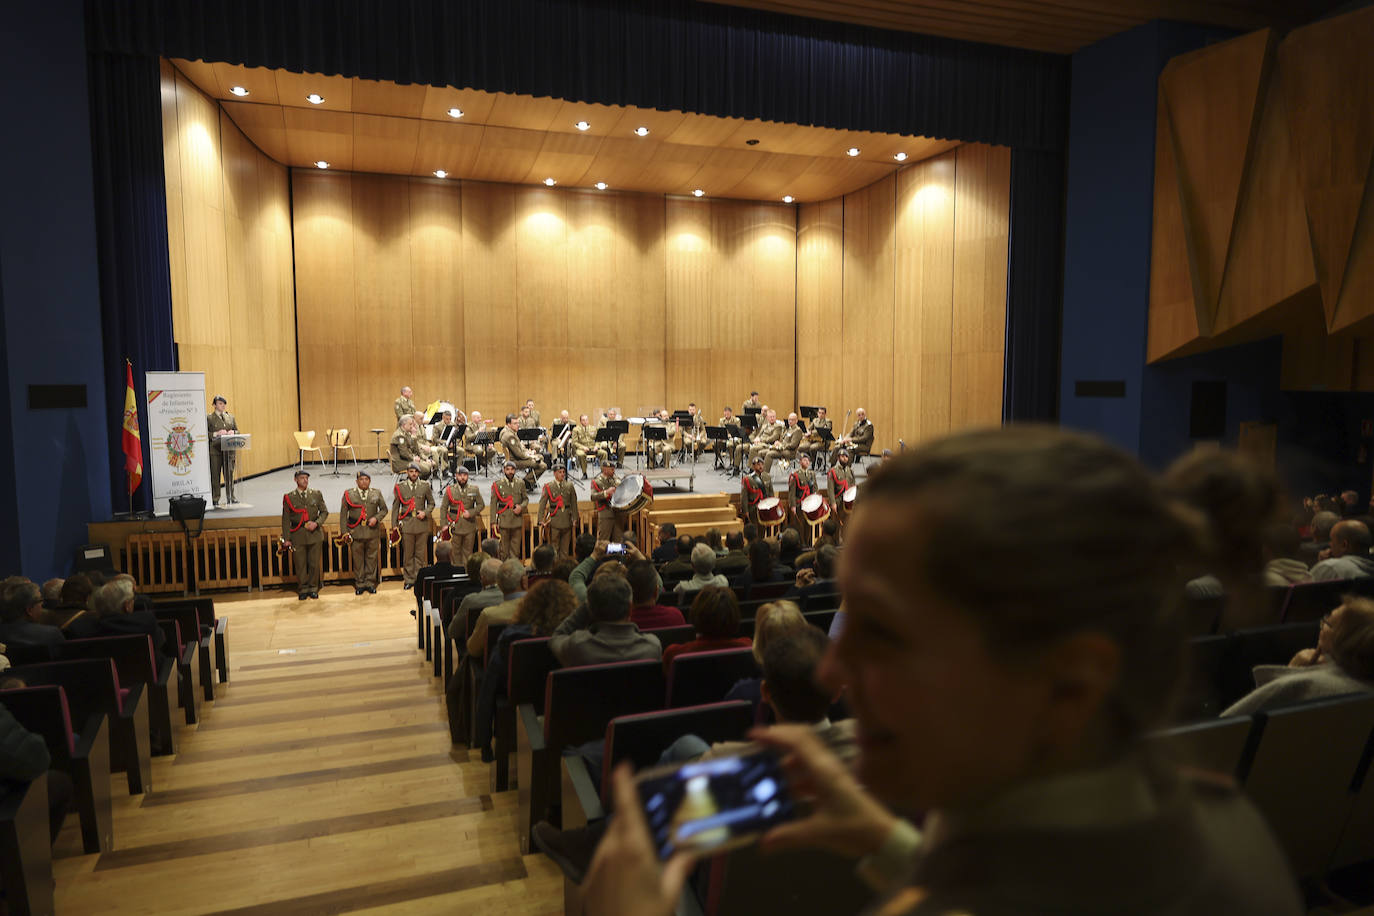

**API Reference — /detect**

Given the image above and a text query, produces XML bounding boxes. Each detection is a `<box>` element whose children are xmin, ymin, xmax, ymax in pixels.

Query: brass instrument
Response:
<box><xmin>837</xmin><ymin>408</ymin><xmax>853</xmax><ymax>450</ymax></box>
<box><xmin>277</xmin><ymin>536</ymin><xmax>294</xmax><ymax>556</ymax></box>
<box><xmin>332</xmin><ymin>531</ymin><xmax>353</xmax><ymax>547</ymax></box>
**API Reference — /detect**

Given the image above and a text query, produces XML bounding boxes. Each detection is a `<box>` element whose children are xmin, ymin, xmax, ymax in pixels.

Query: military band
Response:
<box><xmin>500</xmin><ymin>414</ymin><xmax>547</xmax><ymax>487</ymax></box>
<box><xmin>340</xmin><ymin>470</ymin><xmax>389</xmax><ymax>594</ymax></box>
<box><xmin>394</xmin><ymin>386</ymin><xmax>417</xmax><ymax>427</ymax></box>
<box><xmin>799</xmin><ymin>406</ymin><xmax>832</xmax><ymax>461</ymax></box>
<box><xmin>281</xmin><ymin>469</ymin><xmax>328</xmax><ymax>599</ymax></box>
<box><xmin>682</xmin><ymin>403</ymin><xmax>706</xmax><ymax>459</ymax></box>
<box><xmin>570</xmin><ymin>414</ymin><xmax>598</xmax><ymax>477</ymax></box>
<box><xmin>590</xmin><ymin>459</ymin><xmax>628</xmax><ymax>541</ymax></box>
<box><xmin>749</xmin><ymin>408</ymin><xmax>782</xmax><ymax>464</ymax></box>
<box><xmin>833</xmin><ymin>407</ymin><xmax>874</xmax><ymax>460</ymax></box>
<box><xmin>766</xmin><ymin>412</ymin><xmax>804</xmax><ymax>473</ymax></box>
<box><xmin>391</xmin><ymin>416</ymin><xmax>436</xmax><ymax>478</ymax></box>
<box><xmin>391</xmin><ymin>465</ymin><xmax>436</xmax><ymax>589</ymax></box>
<box><xmin>741</xmin><ymin>455</ymin><xmax>775</xmax><ymax>526</ymax></box>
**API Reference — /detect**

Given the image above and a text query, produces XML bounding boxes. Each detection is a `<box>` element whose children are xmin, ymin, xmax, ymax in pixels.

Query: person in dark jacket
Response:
<box><xmin>0</xmin><ymin>678</ymin><xmax>74</xmax><ymax>842</ymax></box>
<box><xmin>0</xmin><ymin>579</ymin><xmax>63</xmax><ymax>658</ymax></box>
<box><xmin>72</xmin><ymin>578</ymin><xmax>167</xmax><ymax>656</ymax></box>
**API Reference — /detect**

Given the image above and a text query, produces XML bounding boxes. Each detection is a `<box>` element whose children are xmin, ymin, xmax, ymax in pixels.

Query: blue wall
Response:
<box><xmin>1058</xmin><ymin>21</ymin><xmax>1237</xmax><ymax>461</ymax></box>
<box><xmin>1</xmin><ymin>0</ymin><xmax>112</xmax><ymax>579</ymax></box>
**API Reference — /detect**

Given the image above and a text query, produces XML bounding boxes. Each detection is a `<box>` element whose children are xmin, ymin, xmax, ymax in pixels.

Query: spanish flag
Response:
<box><xmin>122</xmin><ymin>359</ymin><xmax>143</xmax><ymax>494</ymax></box>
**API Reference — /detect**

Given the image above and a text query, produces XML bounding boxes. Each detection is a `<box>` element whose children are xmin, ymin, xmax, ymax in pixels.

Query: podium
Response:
<box><xmin>220</xmin><ymin>433</ymin><xmax>252</xmax><ymax>509</ymax></box>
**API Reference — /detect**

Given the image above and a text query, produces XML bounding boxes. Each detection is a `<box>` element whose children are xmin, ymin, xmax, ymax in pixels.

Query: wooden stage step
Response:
<box><xmin>646</xmin><ymin>507</ymin><xmax>738</xmax><ymax>525</ymax></box>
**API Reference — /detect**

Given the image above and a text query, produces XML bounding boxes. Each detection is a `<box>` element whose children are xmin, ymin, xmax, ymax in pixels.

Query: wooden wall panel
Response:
<box><xmin>162</xmin><ymin>67</ymin><xmax>300</xmax><ymax>478</ymax></box>
<box><xmin>290</xmin><ymin>145</ymin><xmax>1008</xmax><ymax>451</ymax></box>
<box><xmin>842</xmin><ymin>176</ymin><xmax>896</xmax><ymax>453</ymax></box>
<box><xmin>950</xmin><ymin>144</ymin><xmax>1010</xmax><ymax>431</ymax></box>
<box><xmin>894</xmin><ymin>152</ymin><xmax>957</xmax><ymax>444</ymax></box>
<box><xmin>795</xmin><ymin>198</ymin><xmax>844</xmax><ymax>419</ymax></box>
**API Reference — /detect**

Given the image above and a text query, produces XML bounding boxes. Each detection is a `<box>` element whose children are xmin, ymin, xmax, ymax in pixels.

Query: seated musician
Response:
<box><xmin>571</xmin><ymin>414</ymin><xmax>598</xmax><ymax>477</ymax></box>
<box><xmin>832</xmin><ymin>406</ymin><xmax>875</xmax><ymax>460</ymax></box>
<box><xmin>682</xmin><ymin>402</ymin><xmax>706</xmax><ymax>459</ymax></box>
<box><xmin>644</xmin><ymin>409</ymin><xmax>674</xmax><ymax>469</ymax></box>
<box><xmin>799</xmin><ymin>406</ymin><xmax>831</xmax><ymax>461</ymax></box>
<box><xmin>390</xmin><ymin>416</ymin><xmax>435</xmax><ymax>478</ymax></box>
<box><xmin>765</xmin><ymin>412</ymin><xmax>805</xmax><ymax>473</ymax></box>
<box><xmin>500</xmin><ymin>413</ymin><xmax>547</xmax><ymax>489</ymax></box>
<box><xmin>429</xmin><ymin>410</ymin><xmax>456</xmax><ymax>477</ymax></box>
<box><xmin>596</xmin><ymin>408</ymin><xmax>626</xmax><ymax>466</ymax></box>
<box><xmin>719</xmin><ymin>405</ymin><xmax>744</xmax><ymax>470</ymax></box>
<box><xmin>749</xmin><ymin>408</ymin><xmax>782</xmax><ymax>464</ymax></box>
<box><xmin>464</xmin><ymin>411</ymin><xmax>493</xmax><ymax>470</ymax></box>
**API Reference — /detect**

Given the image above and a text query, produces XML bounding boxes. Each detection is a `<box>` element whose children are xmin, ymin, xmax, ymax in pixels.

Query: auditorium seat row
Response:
<box><xmin>1187</xmin><ymin>576</ymin><xmax>1374</xmax><ymax>637</ymax></box>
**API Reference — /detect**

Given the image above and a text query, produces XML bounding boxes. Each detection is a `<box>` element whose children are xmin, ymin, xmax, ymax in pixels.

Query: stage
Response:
<box><xmin>87</xmin><ymin>451</ymin><xmax>869</xmax><ymax>595</ymax></box>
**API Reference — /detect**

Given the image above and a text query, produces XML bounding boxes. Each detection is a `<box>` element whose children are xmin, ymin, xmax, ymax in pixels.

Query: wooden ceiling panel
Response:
<box><xmin>607</xmin><ymin>107</ymin><xmax>688</xmax><ymax>141</ymax></box>
<box><xmin>210</xmin><ymin>62</ymin><xmax>280</xmax><ymax>105</ymax></box>
<box><xmin>486</xmin><ymin>94</ymin><xmax>566</xmax><ymax>131</ymax></box>
<box><xmin>282</xmin><ymin>107</ymin><xmax>354</xmax><ymax>170</ymax></box>
<box><xmin>351</xmin><ymin>79</ymin><xmax>425</xmax><ymax>119</ymax></box>
<box><xmin>419</xmin><ymin>86</ymin><xmax>498</xmax><ymax>124</ymax></box>
<box><xmin>521</xmin><ymin>132</ymin><xmax>604</xmax><ymax>187</ymax></box>
<box><xmin>552</xmin><ymin>100</ymin><xmax>623</xmax><ymax>137</ymax></box>
<box><xmin>413</xmin><ymin>120</ymin><xmax>485</xmax><ymax>177</ymax></box>
<box><xmin>219</xmin><ymin>101</ymin><xmax>290</xmax><ymax>161</ymax></box>
<box><xmin>581</xmin><ymin>137</ymin><xmax>662</xmax><ymax>191</ymax></box>
<box><xmin>467</xmin><ymin>125</ymin><xmax>544</xmax><ymax>184</ymax></box>
<box><xmin>353</xmin><ymin>113</ymin><xmax>420</xmax><ymax>174</ymax></box>
<box><xmin>274</xmin><ymin>71</ymin><xmax>352</xmax><ymax>112</ymax></box>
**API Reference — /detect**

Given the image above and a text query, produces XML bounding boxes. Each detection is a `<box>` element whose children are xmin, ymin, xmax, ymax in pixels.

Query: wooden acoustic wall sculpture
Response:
<box><xmin>1147</xmin><ymin>6</ymin><xmax>1374</xmax><ymax>390</ymax></box>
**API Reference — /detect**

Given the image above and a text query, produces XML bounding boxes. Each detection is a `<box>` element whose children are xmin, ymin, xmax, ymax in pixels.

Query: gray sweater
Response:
<box><xmin>1311</xmin><ymin>554</ymin><xmax>1374</xmax><ymax>582</ymax></box>
<box><xmin>1221</xmin><ymin>663</ymin><xmax>1374</xmax><ymax>717</ymax></box>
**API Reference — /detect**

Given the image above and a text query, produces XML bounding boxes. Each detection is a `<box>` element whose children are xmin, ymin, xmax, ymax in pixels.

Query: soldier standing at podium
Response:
<box><xmin>207</xmin><ymin>395</ymin><xmax>238</xmax><ymax>507</ymax></box>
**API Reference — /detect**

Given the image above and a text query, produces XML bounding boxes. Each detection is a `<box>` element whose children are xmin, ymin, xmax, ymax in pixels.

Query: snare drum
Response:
<box><xmin>611</xmin><ymin>474</ymin><xmax>652</xmax><ymax>515</ymax></box>
<box><xmin>756</xmin><ymin>497</ymin><xmax>785</xmax><ymax>524</ymax></box>
<box><xmin>800</xmin><ymin>492</ymin><xmax>830</xmax><ymax>523</ymax></box>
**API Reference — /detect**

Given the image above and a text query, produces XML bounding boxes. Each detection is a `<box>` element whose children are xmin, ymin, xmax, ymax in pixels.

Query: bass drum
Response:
<box><xmin>799</xmin><ymin>492</ymin><xmax>829</xmax><ymax>523</ymax></box>
<box><xmin>611</xmin><ymin>473</ymin><xmax>652</xmax><ymax>515</ymax></box>
<box><xmin>756</xmin><ymin>497</ymin><xmax>785</xmax><ymax>524</ymax></box>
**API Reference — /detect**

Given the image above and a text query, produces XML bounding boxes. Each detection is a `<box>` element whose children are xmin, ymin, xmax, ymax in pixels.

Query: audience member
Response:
<box><xmin>466</xmin><ymin>559</ymin><xmax>529</xmax><ymax>659</ymax></box>
<box><xmin>724</xmin><ymin>600</ymin><xmax>809</xmax><ymax>718</ymax></box>
<box><xmin>704</xmin><ymin>527</ymin><xmax>726</xmax><ymax>557</ymax></box>
<box><xmin>673</xmin><ymin>544</ymin><xmax>729</xmax><ymax>601</ymax></box>
<box><xmin>658</xmin><ymin>536</ymin><xmax>696</xmax><ymax>583</ymax></box>
<box><xmin>1224</xmin><ymin>597</ymin><xmax>1374</xmax><ymax>715</ymax></box>
<box><xmin>627</xmin><ymin>560</ymin><xmax>685</xmax><ymax>630</ymax></box>
<box><xmin>72</xmin><ymin>579</ymin><xmax>168</xmax><ymax>655</ymax></box>
<box><xmin>549</xmin><ymin>576</ymin><xmax>661</xmax><ymax>666</ymax></box>
<box><xmin>529</xmin><ymin>544</ymin><xmax>557</xmax><ymax>582</ymax></box>
<box><xmin>715</xmin><ymin>531</ymin><xmax>750</xmax><ymax>577</ymax></box>
<box><xmin>0</xmin><ymin>691</ymin><xmax>73</xmax><ymax>844</ymax></box>
<box><xmin>1302</xmin><ymin>510</ymin><xmax>1341</xmax><ymax>564</ymax></box>
<box><xmin>0</xmin><ymin>578</ymin><xmax>64</xmax><ymax>656</ymax></box>
<box><xmin>413</xmin><ymin>540</ymin><xmax>459</xmax><ymax>618</ymax></box>
<box><xmin>794</xmin><ymin>518</ymin><xmax>840</xmax><ymax>570</ymax></box>
<box><xmin>776</xmin><ymin>527</ymin><xmax>803</xmax><ymax>569</ymax></box>
<box><xmin>475</xmin><ymin>579</ymin><xmax>579</xmax><ymax>759</ymax></box>
<box><xmin>1342</xmin><ymin>489</ymin><xmax>1363</xmax><ymax>518</ymax></box>
<box><xmin>740</xmin><ymin>539</ymin><xmax>790</xmax><ymax>587</ymax></box>
<box><xmin>450</xmin><ymin>558</ymin><xmax>502</xmax><ymax>648</ymax></box>
<box><xmin>1311</xmin><ymin>520</ymin><xmax>1374</xmax><ymax>581</ymax></box>
<box><xmin>569</xmin><ymin>540</ymin><xmax>656</xmax><ymax>603</ymax></box>
<box><xmin>742</xmin><ymin>523</ymin><xmax>759</xmax><ymax>547</ymax></box>
<box><xmin>39</xmin><ymin>578</ymin><xmax>63</xmax><ymax>609</ymax></box>
<box><xmin>575</xmin><ymin>532</ymin><xmax>596</xmax><ymax>563</ymax></box>
<box><xmin>584</xmin><ymin>427</ymin><xmax>1300</xmax><ymax>915</ymax></box>
<box><xmin>480</xmin><ymin>537</ymin><xmax>501</xmax><ymax>560</ymax></box>
<box><xmin>661</xmin><ymin>586</ymin><xmax>751</xmax><ymax>672</ymax></box>
<box><xmin>651</xmin><ymin>524</ymin><xmax>678</xmax><ymax>564</ymax></box>
<box><xmin>1261</xmin><ymin>524</ymin><xmax>1311</xmax><ymax>587</ymax></box>
<box><xmin>785</xmin><ymin>545</ymin><xmax>839</xmax><ymax>602</ymax></box>
<box><xmin>464</xmin><ymin>551</ymin><xmax>484</xmax><ymax>580</ymax></box>
<box><xmin>551</xmin><ymin>557</ymin><xmax>577</xmax><ymax>582</ymax></box>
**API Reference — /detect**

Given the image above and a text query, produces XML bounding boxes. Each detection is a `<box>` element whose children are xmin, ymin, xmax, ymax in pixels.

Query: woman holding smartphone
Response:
<box><xmin>585</xmin><ymin>427</ymin><xmax>1301</xmax><ymax>915</ymax></box>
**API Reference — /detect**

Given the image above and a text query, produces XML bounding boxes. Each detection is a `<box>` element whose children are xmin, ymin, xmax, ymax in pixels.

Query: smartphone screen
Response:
<box><xmin>606</xmin><ymin>542</ymin><xmax>626</xmax><ymax>555</ymax></box>
<box><xmin>635</xmin><ymin>746</ymin><xmax>794</xmax><ymax>859</ymax></box>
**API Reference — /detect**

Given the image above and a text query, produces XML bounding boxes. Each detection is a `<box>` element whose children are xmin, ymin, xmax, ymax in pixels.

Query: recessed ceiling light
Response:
<box><xmin>846</xmin><ymin>147</ymin><xmax>860</xmax><ymax>157</ymax></box>
<box><xmin>893</xmin><ymin>152</ymin><xmax>908</xmax><ymax>162</ymax></box>
<box><xmin>783</xmin><ymin>195</ymin><xmax>794</xmax><ymax>204</ymax></box>
<box><xmin>314</xmin><ymin>160</ymin><xmax>330</xmax><ymax>169</ymax></box>
<box><xmin>447</xmin><ymin>107</ymin><xmax>464</xmax><ymax>119</ymax></box>
<box><xmin>692</xmin><ymin>189</ymin><xmax>704</xmax><ymax>197</ymax></box>
<box><xmin>306</xmin><ymin>93</ymin><xmax>325</xmax><ymax>105</ymax></box>
<box><xmin>595</xmin><ymin>182</ymin><xmax>608</xmax><ymax>191</ymax></box>
<box><xmin>229</xmin><ymin>86</ymin><xmax>250</xmax><ymax>97</ymax></box>
<box><xmin>544</xmin><ymin>177</ymin><xmax>557</xmax><ymax>187</ymax></box>
<box><xmin>574</xmin><ymin>120</ymin><xmax>591</xmax><ymax>131</ymax></box>
<box><xmin>433</xmin><ymin>169</ymin><xmax>448</xmax><ymax>179</ymax></box>
<box><xmin>634</xmin><ymin>126</ymin><xmax>650</xmax><ymax>137</ymax></box>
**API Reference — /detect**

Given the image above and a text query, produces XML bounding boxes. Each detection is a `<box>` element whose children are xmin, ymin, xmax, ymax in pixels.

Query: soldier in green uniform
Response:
<box><xmin>207</xmin><ymin>395</ymin><xmax>238</xmax><ymax>507</ymax></box>
<box><xmin>524</xmin><ymin>399</ymin><xmax>541</xmax><ymax>427</ymax></box>
<box><xmin>281</xmin><ymin>469</ymin><xmax>328</xmax><ymax>600</ymax></box>
<box><xmin>464</xmin><ymin>411</ymin><xmax>493</xmax><ymax>472</ymax></box>
<box><xmin>340</xmin><ymin>470</ymin><xmax>389</xmax><ymax>594</ymax></box>
<box><xmin>740</xmin><ymin>455</ymin><xmax>775</xmax><ymax>526</ymax></box>
<box><xmin>749</xmin><ymin>408</ymin><xmax>783</xmax><ymax>464</ymax></box>
<box><xmin>490</xmin><ymin>460</ymin><xmax>529</xmax><ymax>560</ymax></box>
<box><xmin>569</xmin><ymin>414</ymin><xmax>598</xmax><ymax>478</ymax></box>
<box><xmin>681</xmin><ymin>402</ymin><xmax>706</xmax><ymax>460</ymax></box>
<box><xmin>538</xmin><ymin>465</ymin><xmax>579</xmax><ymax>560</ymax></box>
<box><xmin>832</xmin><ymin>407</ymin><xmax>875</xmax><ymax>462</ymax></box>
<box><xmin>590</xmin><ymin>458</ymin><xmax>628</xmax><ymax>541</ymax></box>
<box><xmin>390</xmin><ymin>416</ymin><xmax>435</xmax><ymax>478</ymax></box>
<box><xmin>392</xmin><ymin>463</ymin><xmax>436</xmax><ymax>590</ymax></box>
<box><xmin>596</xmin><ymin>409</ymin><xmax>626</xmax><ymax>466</ymax></box>
<box><xmin>440</xmin><ymin>467</ymin><xmax>485</xmax><ymax>559</ymax></box>
<box><xmin>786</xmin><ymin>454</ymin><xmax>819</xmax><ymax>534</ymax></box>
<box><xmin>742</xmin><ymin>391</ymin><xmax>762</xmax><ymax>414</ymax></box>
<box><xmin>827</xmin><ymin>449</ymin><xmax>857</xmax><ymax>530</ymax></box>
<box><xmin>394</xmin><ymin>386</ymin><xmax>417</xmax><ymax>428</ymax></box>
<box><xmin>719</xmin><ymin>406</ymin><xmax>744</xmax><ymax>470</ymax></box>
<box><xmin>765</xmin><ymin>412</ymin><xmax>805</xmax><ymax>473</ymax></box>
<box><xmin>644</xmin><ymin>409</ymin><xmax>674</xmax><ymax>469</ymax></box>
<box><xmin>500</xmin><ymin>414</ymin><xmax>546</xmax><ymax>490</ymax></box>
<box><xmin>798</xmin><ymin>406</ymin><xmax>832</xmax><ymax>462</ymax></box>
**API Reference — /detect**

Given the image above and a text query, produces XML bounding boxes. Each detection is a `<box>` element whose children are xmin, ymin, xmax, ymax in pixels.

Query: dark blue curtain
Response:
<box><xmin>87</xmin><ymin>0</ymin><xmax>1068</xmax><ymax>152</ymax></box>
<box><xmin>1004</xmin><ymin>148</ymin><xmax>1068</xmax><ymax>422</ymax></box>
<box><xmin>87</xmin><ymin>50</ymin><xmax>177</xmax><ymax>513</ymax></box>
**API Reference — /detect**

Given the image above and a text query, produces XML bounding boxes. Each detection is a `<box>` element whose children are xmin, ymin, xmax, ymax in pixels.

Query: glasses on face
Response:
<box><xmin>1321</xmin><ymin>612</ymin><xmax>1336</xmax><ymax>628</ymax></box>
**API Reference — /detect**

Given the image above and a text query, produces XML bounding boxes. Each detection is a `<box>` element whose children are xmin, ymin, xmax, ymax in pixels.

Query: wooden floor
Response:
<box><xmin>51</xmin><ymin>584</ymin><xmax>563</xmax><ymax>914</ymax></box>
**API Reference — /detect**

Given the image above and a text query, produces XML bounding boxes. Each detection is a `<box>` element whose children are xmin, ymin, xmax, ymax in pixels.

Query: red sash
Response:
<box><xmin>829</xmin><ymin>469</ymin><xmax>850</xmax><ymax>494</ymax></box>
<box><xmin>344</xmin><ymin>490</ymin><xmax>367</xmax><ymax>529</ymax></box>
<box><xmin>791</xmin><ymin>474</ymin><xmax>812</xmax><ymax>499</ymax></box>
<box><xmin>283</xmin><ymin>492</ymin><xmax>309</xmax><ymax>531</ymax></box>
<box><xmin>394</xmin><ymin>484</ymin><xmax>415</xmax><ymax>520</ymax></box>
<box><xmin>493</xmin><ymin>481</ymin><xmax>515</xmax><ymax>515</ymax></box>
<box><xmin>444</xmin><ymin>485</ymin><xmax>466</xmax><ymax>523</ymax></box>
<box><xmin>743</xmin><ymin>475</ymin><xmax>763</xmax><ymax>505</ymax></box>
<box><xmin>592</xmin><ymin>475</ymin><xmax>617</xmax><ymax>509</ymax></box>
<box><xmin>543</xmin><ymin>483</ymin><xmax>565</xmax><ymax>520</ymax></box>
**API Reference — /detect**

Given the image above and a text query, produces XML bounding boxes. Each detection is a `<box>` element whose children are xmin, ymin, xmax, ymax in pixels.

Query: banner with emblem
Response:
<box><xmin>145</xmin><ymin>371</ymin><xmax>212</xmax><ymax>515</ymax></box>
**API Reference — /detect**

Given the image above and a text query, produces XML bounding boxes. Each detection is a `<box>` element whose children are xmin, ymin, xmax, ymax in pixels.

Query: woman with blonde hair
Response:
<box><xmin>724</xmin><ymin>600</ymin><xmax>809</xmax><ymax>720</ymax></box>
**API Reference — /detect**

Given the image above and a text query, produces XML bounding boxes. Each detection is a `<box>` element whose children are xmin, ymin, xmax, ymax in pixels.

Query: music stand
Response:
<box><xmin>472</xmin><ymin>430</ymin><xmax>496</xmax><ymax>476</ymax></box>
<box><xmin>743</xmin><ymin>405</ymin><xmax>762</xmax><ymax>417</ymax></box>
<box><xmin>799</xmin><ymin>405</ymin><xmax>821</xmax><ymax>419</ymax></box>
<box><xmin>814</xmin><ymin>426</ymin><xmax>836</xmax><ymax>472</ymax></box>
<box><xmin>643</xmin><ymin>423</ymin><xmax>669</xmax><ymax>469</ymax></box>
<box><xmin>594</xmin><ymin>426</ymin><xmax>622</xmax><ymax>469</ymax></box>
<box><xmin>706</xmin><ymin>425</ymin><xmax>729</xmax><ymax>472</ymax></box>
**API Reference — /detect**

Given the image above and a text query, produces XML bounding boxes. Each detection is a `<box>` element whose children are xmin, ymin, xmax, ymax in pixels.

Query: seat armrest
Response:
<box><xmin>518</xmin><ymin>703</ymin><xmax>546</xmax><ymax>753</ymax></box>
<box><xmin>121</xmin><ymin>682</ymin><xmax>146</xmax><ymax>716</ymax></box>
<box><xmin>72</xmin><ymin>712</ymin><xmax>107</xmax><ymax>760</ymax></box>
<box><xmin>561</xmin><ymin>754</ymin><xmax>605</xmax><ymax>828</ymax></box>
<box><xmin>155</xmin><ymin>656</ymin><xmax>175</xmax><ymax>687</ymax></box>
